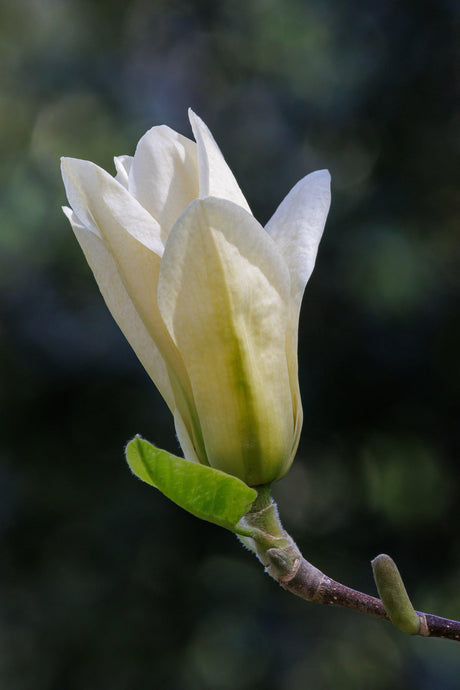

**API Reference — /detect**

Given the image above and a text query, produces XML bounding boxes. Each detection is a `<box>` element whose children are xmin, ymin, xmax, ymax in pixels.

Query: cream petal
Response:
<box><xmin>265</xmin><ymin>169</ymin><xmax>331</xmax><ymax>310</ymax></box>
<box><xmin>62</xmin><ymin>158</ymin><xmax>206</xmax><ymax>465</ymax></box>
<box><xmin>62</xmin><ymin>207</ymin><xmax>175</xmax><ymax>410</ymax></box>
<box><xmin>61</xmin><ymin>157</ymin><xmax>164</xmax><ymax>256</ymax></box>
<box><xmin>188</xmin><ymin>110</ymin><xmax>251</xmax><ymax>214</ymax></box>
<box><xmin>158</xmin><ymin>197</ymin><xmax>294</xmax><ymax>486</ymax></box>
<box><xmin>61</xmin><ymin>157</ymin><xmax>166</xmax><ymax>353</ymax></box>
<box><xmin>265</xmin><ymin>169</ymin><xmax>330</xmax><ymax>466</ymax></box>
<box><xmin>129</xmin><ymin>125</ymin><xmax>198</xmax><ymax>243</ymax></box>
<box><xmin>114</xmin><ymin>155</ymin><xmax>133</xmax><ymax>189</ymax></box>
<box><xmin>173</xmin><ymin>409</ymin><xmax>200</xmax><ymax>463</ymax></box>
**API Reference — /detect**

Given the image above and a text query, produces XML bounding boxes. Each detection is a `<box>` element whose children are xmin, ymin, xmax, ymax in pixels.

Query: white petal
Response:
<box><xmin>158</xmin><ymin>197</ymin><xmax>294</xmax><ymax>485</ymax></box>
<box><xmin>129</xmin><ymin>125</ymin><xmax>198</xmax><ymax>242</ymax></box>
<box><xmin>174</xmin><ymin>410</ymin><xmax>200</xmax><ymax>463</ymax></box>
<box><xmin>62</xmin><ymin>158</ymin><xmax>207</xmax><ymax>464</ymax></box>
<box><xmin>61</xmin><ymin>157</ymin><xmax>187</xmax><ymax>398</ymax></box>
<box><xmin>62</xmin><ymin>157</ymin><xmax>165</xmax><ymax>361</ymax></box>
<box><xmin>62</xmin><ymin>207</ymin><xmax>175</xmax><ymax>410</ymax></box>
<box><xmin>114</xmin><ymin>155</ymin><xmax>133</xmax><ymax>189</ymax></box>
<box><xmin>265</xmin><ymin>169</ymin><xmax>331</xmax><ymax>310</ymax></box>
<box><xmin>265</xmin><ymin>169</ymin><xmax>330</xmax><ymax>466</ymax></box>
<box><xmin>61</xmin><ymin>157</ymin><xmax>164</xmax><ymax>256</ymax></box>
<box><xmin>188</xmin><ymin>110</ymin><xmax>251</xmax><ymax>214</ymax></box>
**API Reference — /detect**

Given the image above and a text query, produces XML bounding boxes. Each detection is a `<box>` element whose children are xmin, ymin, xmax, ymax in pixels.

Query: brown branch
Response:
<box><xmin>279</xmin><ymin>557</ymin><xmax>389</xmax><ymax>619</ymax></box>
<box><xmin>267</xmin><ymin>553</ymin><xmax>460</xmax><ymax>642</ymax></box>
<box><xmin>240</xmin><ymin>488</ymin><xmax>460</xmax><ymax>642</ymax></box>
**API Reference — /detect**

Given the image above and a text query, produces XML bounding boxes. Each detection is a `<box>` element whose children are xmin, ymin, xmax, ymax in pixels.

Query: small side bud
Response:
<box><xmin>372</xmin><ymin>554</ymin><xmax>420</xmax><ymax>635</ymax></box>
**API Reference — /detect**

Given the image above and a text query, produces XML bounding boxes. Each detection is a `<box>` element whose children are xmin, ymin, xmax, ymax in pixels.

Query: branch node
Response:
<box><xmin>279</xmin><ymin>556</ymin><xmax>301</xmax><ymax>585</ymax></box>
<box><xmin>418</xmin><ymin>614</ymin><xmax>430</xmax><ymax>637</ymax></box>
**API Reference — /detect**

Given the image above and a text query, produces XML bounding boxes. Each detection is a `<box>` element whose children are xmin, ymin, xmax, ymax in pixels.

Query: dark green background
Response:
<box><xmin>1</xmin><ymin>0</ymin><xmax>459</xmax><ymax>687</ymax></box>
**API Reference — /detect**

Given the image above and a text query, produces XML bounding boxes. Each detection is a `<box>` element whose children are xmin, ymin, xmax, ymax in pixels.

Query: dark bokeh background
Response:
<box><xmin>1</xmin><ymin>0</ymin><xmax>459</xmax><ymax>687</ymax></box>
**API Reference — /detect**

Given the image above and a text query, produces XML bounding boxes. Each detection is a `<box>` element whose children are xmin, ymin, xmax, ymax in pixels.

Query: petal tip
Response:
<box><xmin>312</xmin><ymin>168</ymin><xmax>331</xmax><ymax>182</ymax></box>
<box><xmin>60</xmin><ymin>156</ymin><xmax>91</xmax><ymax>178</ymax></box>
<box><xmin>188</xmin><ymin>107</ymin><xmax>198</xmax><ymax>122</ymax></box>
<box><xmin>188</xmin><ymin>108</ymin><xmax>204</xmax><ymax>135</ymax></box>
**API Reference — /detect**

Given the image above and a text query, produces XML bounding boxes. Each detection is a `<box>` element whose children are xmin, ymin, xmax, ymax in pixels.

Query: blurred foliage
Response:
<box><xmin>0</xmin><ymin>0</ymin><xmax>459</xmax><ymax>688</ymax></box>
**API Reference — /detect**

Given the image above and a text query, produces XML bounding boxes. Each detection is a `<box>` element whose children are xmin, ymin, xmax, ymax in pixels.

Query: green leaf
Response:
<box><xmin>125</xmin><ymin>436</ymin><xmax>257</xmax><ymax>530</ymax></box>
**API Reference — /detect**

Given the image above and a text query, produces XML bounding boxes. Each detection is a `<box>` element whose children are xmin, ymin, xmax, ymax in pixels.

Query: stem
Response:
<box><xmin>278</xmin><ymin>556</ymin><xmax>460</xmax><ymax>642</ymax></box>
<box><xmin>243</xmin><ymin>487</ymin><xmax>460</xmax><ymax>642</ymax></box>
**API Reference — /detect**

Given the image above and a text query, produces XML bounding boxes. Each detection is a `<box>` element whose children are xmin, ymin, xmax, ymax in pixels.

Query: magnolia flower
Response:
<box><xmin>61</xmin><ymin>110</ymin><xmax>330</xmax><ymax>487</ymax></box>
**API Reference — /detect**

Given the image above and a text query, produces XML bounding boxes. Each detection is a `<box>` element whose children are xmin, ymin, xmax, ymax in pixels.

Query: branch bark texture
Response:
<box><xmin>275</xmin><ymin>555</ymin><xmax>460</xmax><ymax>642</ymax></box>
<box><xmin>240</xmin><ymin>487</ymin><xmax>460</xmax><ymax>643</ymax></box>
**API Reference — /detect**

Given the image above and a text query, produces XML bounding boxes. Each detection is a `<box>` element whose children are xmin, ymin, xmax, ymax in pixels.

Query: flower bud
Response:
<box><xmin>61</xmin><ymin>110</ymin><xmax>330</xmax><ymax>486</ymax></box>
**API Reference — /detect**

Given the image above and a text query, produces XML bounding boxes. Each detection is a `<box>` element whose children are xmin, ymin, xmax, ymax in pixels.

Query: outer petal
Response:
<box><xmin>265</xmin><ymin>169</ymin><xmax>331</xmax><ymax>310</ymax></box>
<box><xmin>61</xmin><ymin>157</ymin><xmax>164</xmax><ymax>256</ymax></box>
<box><xmin>62</xmin><ymin>207</ymin><xmax>175</xmax><ymax>410</ymax></box>
<box><xmin>265</xmin><ymin>169</ymin><xmax>331</xmax><ymax>465</ymax></box>
<box><xmin>158</xmin><ymin>197</ymin><xmax>294</xmax><ymax>486</ymax></box>
<box><xmin>188</xmin><ymin>110</ymin><xmax>251</xmax><ymax>214</ymax></box>
<box><xmin>61</xmin><ymin>158</ymin><xmax>206</xmax><ymax>463</ymax></box>
<box><xmin>129</xmin><ymin>125</ymin><xmax>198</xmax><ymax>243</ymax></box>
<box><xmin>173</xmin><ymin>409</ymin><xmax>200</xmax><ymax>463</ymax></box>
<box><xmin>61</xmin><ymin>157</ymin><xmax>167</xmax><ymax>343</ymax></box>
